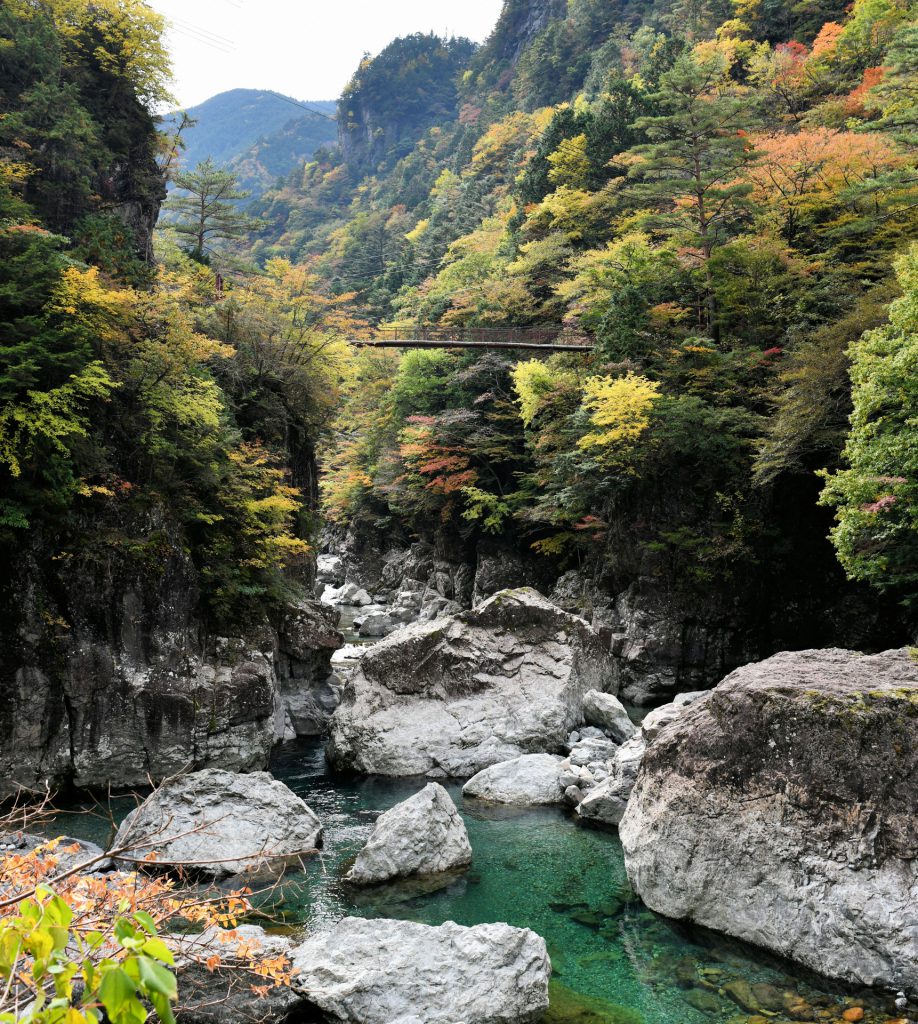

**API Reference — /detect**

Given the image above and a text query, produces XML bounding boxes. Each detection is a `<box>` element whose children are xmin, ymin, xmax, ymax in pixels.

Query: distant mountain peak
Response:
<box><xmin>162</xmin><ymin>89</ymin><xmax>338</xmax><ymax>198</ymax></box>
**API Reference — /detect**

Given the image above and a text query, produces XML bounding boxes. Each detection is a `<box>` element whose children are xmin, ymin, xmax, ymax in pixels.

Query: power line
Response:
<box><xmin>265</xmin><ymin>91</ymin><xmax>338</xmax><ymax>123</ymax></box>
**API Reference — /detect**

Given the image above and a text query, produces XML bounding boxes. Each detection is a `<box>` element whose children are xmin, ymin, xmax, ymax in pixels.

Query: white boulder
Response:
<box><xmin>112</xmin><ymin>769</ymin><xmax>322</xmax><ymax>879</ymax></box>
<box><xmin>582</xmin><ymin>690</ymin><xmax>635</xmax><ymax>743</ymax></box>
<box><xmin>463</xmin><ymin>754</ymin><xmax>565</xmax><ymax>805</ymax></box>
<box><xmin>346</xmin><ymin>782</ymin><xmax>471</xmax><ymax>886</ymax></box>
<box><xmin>290</xmin><ymin>917</ymin><xmax>551</xmax><ymax>1023</ymax></box>
<box><xmin>329</xmin><ymin>589</ymin><xmax>611</xmax><ymax>777</ymax></box>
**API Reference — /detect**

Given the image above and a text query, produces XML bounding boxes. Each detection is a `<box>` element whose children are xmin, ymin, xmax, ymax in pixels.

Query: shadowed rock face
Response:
<box><xmin>0</xmin><ymin>520</ymin><xmax>341</xmax><ymax>795</ymax></box>
<box><xmin>328</xmin><ymin>588</ymin><xmax>613</xmax><ymax>778</ymax></box>
<box><xmin>620</xmin><ymin>648</ymin><xmax>918</xmax><ymax>994</ymax></box>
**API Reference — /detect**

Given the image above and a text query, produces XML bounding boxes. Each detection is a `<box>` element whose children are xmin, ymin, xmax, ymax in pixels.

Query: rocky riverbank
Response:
<box><xmin>5</xmin><ymin>526</ymin><xmax>917</xmax><ymax>1020</ymax></box>
<box><xmin>621</xmin><ymin>648</ymin><xmax>918</xmax><ymax>997</ymax></box>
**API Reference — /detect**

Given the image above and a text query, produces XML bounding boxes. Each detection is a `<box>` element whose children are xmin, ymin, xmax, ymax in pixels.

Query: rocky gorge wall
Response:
<box><xmin>0</xmin><ymin>518</ymin><xmax>342</xmax><ymax>798</ymax></box>
<box><xmin>320</xmin><ymin>519</ymin><xmax>909</xmax><ymax>706</ymax></box>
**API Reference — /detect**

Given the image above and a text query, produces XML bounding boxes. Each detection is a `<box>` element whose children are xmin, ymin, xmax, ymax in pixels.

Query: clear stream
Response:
<box><xmin>47</xmin><ymin>608</ymin><xmax>901</xmax><ymax>1024</ymax></box>
<box><xmin>52</xmin><ymin>736</ymin><xmax>898</xmax><ymax>1024</ymax></box>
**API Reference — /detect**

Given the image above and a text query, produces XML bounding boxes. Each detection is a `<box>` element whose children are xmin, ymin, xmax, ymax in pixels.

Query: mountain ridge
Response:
<box><xmin>164</xmin><ymin>88</ymin><xmax>339</xmax><ymax>196</ymax></box>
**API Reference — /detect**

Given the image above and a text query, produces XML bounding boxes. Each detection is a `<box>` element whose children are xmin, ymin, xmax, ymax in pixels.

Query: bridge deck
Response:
<box><xmin>350</xmin><ymin>338</ymin><xmax>593</xmax><ymax>352</ymax></box>
<box><xmin>348</xmin><ymin>326</ymin><xmax>593</xmax><ymax>353</ymax></box>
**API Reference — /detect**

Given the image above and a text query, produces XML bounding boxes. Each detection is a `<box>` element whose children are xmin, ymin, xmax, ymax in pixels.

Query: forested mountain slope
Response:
<box><xmin>164</xmin><ymin>89</ymin><xmax>338</xmax><ymax>197</ymax></box>
<box><xmin>251</xmin><ymin>0</ymin><xmax>918</xmax><ymax>681</ymax></box>
<box><xmin>0</xmin><ymin>0</ymin><xmax>352</xmax><ymax>790</ymax></box>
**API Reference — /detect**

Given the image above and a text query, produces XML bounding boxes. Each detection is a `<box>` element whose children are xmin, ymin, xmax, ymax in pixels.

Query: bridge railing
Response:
<box><xmin>349</xmin><ymin>326</ymin><xmax>594</xmax><ymax>351</ymax></box>
<box><xmin>373</xmin><ymin>325</ymin><xmax>565</xmax><ymax>345</ymax></box>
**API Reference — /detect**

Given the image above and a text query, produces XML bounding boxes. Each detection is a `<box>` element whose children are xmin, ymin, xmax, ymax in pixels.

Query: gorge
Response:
<box><xmin>1</xmin><ymin>0</ymin><xmax>918</xmax><ymax>1021</ymax></box>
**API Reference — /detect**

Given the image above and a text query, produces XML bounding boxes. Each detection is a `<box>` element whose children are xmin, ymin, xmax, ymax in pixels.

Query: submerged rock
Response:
<box><xmin>346</xmin><ymin>782</ymin><xmax>471</xmax><ymax>886</ymax></box>
<box><xmin>112</xmin><ymin>769</ymin><xmax>322</xmax><ymax>880</ymax></box>
<box><xmin>328</xmin><ymin>589</ymin><xmax>611</xmax><ymax>777</ymax></box>
<box><xmin>582</xmin><ymin>691</ymin><xmax>635</xmax><ymax>743</ymax></box>
<box><xmin>290</xmin><ymin>917</ymin><xmax>551</xmax><ymax>1023</ymax></box>
<box><xmin>620</xmin><ymin>647</ymin><xmax>918</xmax><ymax>994</ymax></box>
<box><xmin>463</xmin><ymin>754</ymin><xmax>566</xmax><ymax>805</ymax></box>
<box><xmin>576</xmin><ymin>734</ymin><xmax>646</xmax><ymax>827</ymax></box>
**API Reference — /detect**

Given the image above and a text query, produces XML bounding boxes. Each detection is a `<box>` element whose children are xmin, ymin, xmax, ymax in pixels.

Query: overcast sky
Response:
<box><xmin>149</xmin><ymin>0</ymin><xmax>505</xmax><ymax>109</ymax></box>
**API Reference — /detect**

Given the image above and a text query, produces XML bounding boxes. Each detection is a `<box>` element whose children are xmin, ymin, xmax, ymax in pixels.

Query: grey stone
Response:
<box><xmin>346</xmin><ymin>783</ymin><xmax>471</xmax><ymax>886</ymax></box>
<box><xmin>290</xmin><ymin>917</ymin><xmax>551</xmax><ymax>1023</ymax></box>
<box><xmin>576</xmin><ymin>734</ymin><xmax>646</xmax><ymax>827</ymax></box>
<box><xmin>172</xmin><ymin>925</ymin><xmax>307</xmax><ymax>1024</ymax></box>
<box><xmin>275</xmin><ymin>600</ymin><xmax>343</xmax><ymax>738</ymax></box>
<box><xmin>113</xmin><ymin>769</ymin><xmax>322</xmax><ymax>880</ymax></box>
<box><xmin>620</xmin><ymin>648</ymin><xmax>918</xmax><ymax>995</ymax></box>
<box><xmin>1</xmin><ymin>834</ymin><xmax>109</xmax><ymax>875</ymax></box>
<box><xmin>640</xmin><ymin>690</ymin><xmax>709</xmax><ymax>741</ymax></box>
<box><xmin>582</xmin><ymin>691</ymin><xmax>635</xmax><ymax>743</ymax></box>
<box><xmin>569</xmin><ymin>736</ymin><xmax>619</xmax><ymax>767</ymax></box>
<box><xmin>463</xmin><ymin>754</ymin><xmax>565</xmax><ymax>805</ymax></box>
<box><xmin>316</xmin><ymin>553</ymin><xmax>345</xmax><ymax>586</ymax></box>
<box><xmin>357</xmin><ymin>612</ymin><xmax>397</xmax><ymax>638</ymax></box>
<box><xmin>564</xmin><ymin>785</ymin><xmax>585</xmax><ymax>806</ymax></box>
<box><xmin>328</xmin><ymin>589</ymin><xmax>612</xmax><ymax>777</ymax></box>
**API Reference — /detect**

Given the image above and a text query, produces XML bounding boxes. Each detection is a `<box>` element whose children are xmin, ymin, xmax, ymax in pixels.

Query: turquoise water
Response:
<box><xmin>264</xmin><ymin>741</ymin><xmax>893</xmax><ymax>1024</ymax></box>
<box><xmin>49</xmin><ymin>740</ymin><xmax>897</xmax><ymax>1023</ymax></box>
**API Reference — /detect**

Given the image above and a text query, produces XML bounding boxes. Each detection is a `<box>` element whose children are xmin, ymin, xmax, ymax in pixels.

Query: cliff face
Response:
<box><xmin>0</xmin><ymin>509</ymin><xmax>341</xmax><ymax>797</ymax></box>
<box><xmin>338</xmin><ymin>34</ymin><xmax>476</xmax><ymax>173</ymax></box>
<box><xmin>478</xmin><ymin>0</ymin><xmax>568</xmax><ymax>67</ymax></box>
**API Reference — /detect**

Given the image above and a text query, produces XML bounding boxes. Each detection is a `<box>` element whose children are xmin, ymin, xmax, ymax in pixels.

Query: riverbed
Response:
<box><xmin>49</xmin><ymin>734</ymin><xmax>894</xmax><ymax>1024</ymax></box>
<box><xmin>44</xmin><ymin>602</ymin><xmax>899</xmax><ymax>1024</ymax></box>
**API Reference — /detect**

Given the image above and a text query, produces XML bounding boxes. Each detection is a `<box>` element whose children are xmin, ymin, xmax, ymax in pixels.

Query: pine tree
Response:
<box><xmin>628</xmin><ymin>52</ymin><xmax>758</xmax><ymax>343</ymax></box>
<box><xmin>166</xmin><ymin>158</ymin><xmax>254</xmax><ymax>262</ymax></box>
<box><xmin>870</xmin><ymin>21</ymin><xmax>918</xmax><ymax>147</ymax></box>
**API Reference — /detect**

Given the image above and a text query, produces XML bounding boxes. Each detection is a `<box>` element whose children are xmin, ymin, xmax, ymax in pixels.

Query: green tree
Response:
<box><xmin>869</xmin><ymin>19</ymin><xmax>918</xmax><ymax>146</ymax></box>
<box><xmin>628</xmin><ymin>52</ymin><xmax>758</xmax><ymax>342</ymax></box>
<box><xmin>820</xmin><ymin>243</ymin><xmax>918</xmax><ymax>596</ymax></box>
<box><xmin>165</xmin><ymin>159</ymin><xmax>254</xmax><ymax>262</ymax></box>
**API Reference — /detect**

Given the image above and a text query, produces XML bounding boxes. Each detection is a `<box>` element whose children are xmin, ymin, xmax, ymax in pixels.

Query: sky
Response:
<box><xmin>149</xmin><ymin>0</ymin><xmax>505</xmax><ymax>109</ymax></box>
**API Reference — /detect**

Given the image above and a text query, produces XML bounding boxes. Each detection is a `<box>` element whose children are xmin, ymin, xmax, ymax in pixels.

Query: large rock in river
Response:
<box><xmin>171</xmin><ymin>925</ymin><xmax>308</xmax><ymax>1024</ymax></box>
<box><xmin>463</xmin><ymin>754</ymin><xmax>565</xmax><ymax>805</ymax></box>
<box><xmin>346</xmin><ymin>783</ymin><xmax>471</xmax><ymax>886</ymax></box>
<box><xmin>113</xmin><ymin>769</ymin><xmax>322</xmax><ymax>879</ymax></box>
<box><xmin>620</xmin><ymin>648</ymin><xmax>918</xmax><ymax>994</ymax></box>
<box><xmin>328</xmin><ymin>589</ymin><xmax>610</xmax><ymax>777</ymax></box>
<box><xmin>290</xmin><ymin>917</ymin><xmax>551</xmax><ymax>1023</ymax></box>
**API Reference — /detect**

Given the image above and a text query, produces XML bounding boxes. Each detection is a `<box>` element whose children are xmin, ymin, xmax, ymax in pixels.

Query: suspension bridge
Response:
<box><xmin>348</xmin><ymin>326</ymin><xmax>594</xmax><ymax>353</ymax></box>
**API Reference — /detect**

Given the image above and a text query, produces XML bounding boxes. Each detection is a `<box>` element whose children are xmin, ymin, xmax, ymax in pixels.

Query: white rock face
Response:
<box><xmin>346</xmin><ymin>783</ymin><xmax>471</xmax><ymax>886</ymax></box>
<box><xmin>582</xmin><ymin>690</ymin><xmax>635</xmax><ymax>743</ymax></box>
<box><xmin>621</xmin><ymin>648</ymin><xmax>918</xmax><ymax>995</ymax></box>
<box><xmin>290</xmin><ymin>917</ymin><xmax>551</xmax><ymax>1024</ymax></box>
<box><xmin>463</xmin><ymin>754</ymin><xmax>565</xmax><ymax>805</ymax></box>
<box><xmin>112</xmin><ymin>769</ymin><xmax>322</xmax><ymax>879</ymax></box>
<box><xmin>328</xmin><ymin>589</ymin><xmax>611</xmax><ymax>777</ymax></box>
<box><xmin>576</xmin><ymin>734</ymin><xmax>646</xmax><ymax>826</ymax></box>
<box><xmin>640</xmin><ymin>690</ymin><xmax>709</xmax><ymax>741</ymax></box>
